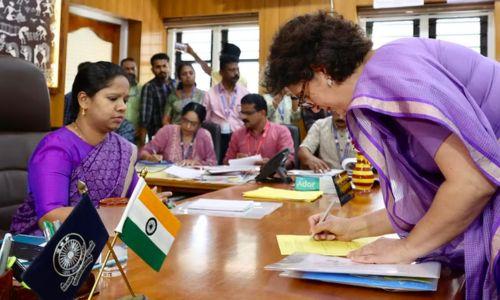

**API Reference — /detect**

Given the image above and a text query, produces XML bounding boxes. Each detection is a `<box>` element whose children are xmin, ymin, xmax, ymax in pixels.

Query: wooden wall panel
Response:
<box><xmin>50</xmin><ymin>0</ymin><xmax>165</xmax><ymax>127</ymax></box>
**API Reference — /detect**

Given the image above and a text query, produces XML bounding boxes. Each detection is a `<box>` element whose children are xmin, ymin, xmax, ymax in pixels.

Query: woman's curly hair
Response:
<box><xmin>263</xmin><ymin>11</ymin><xmax>372</xmax><ymax>95</ymax></box>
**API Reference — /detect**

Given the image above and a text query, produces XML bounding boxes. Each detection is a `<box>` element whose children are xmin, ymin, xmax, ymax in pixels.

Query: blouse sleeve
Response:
<box><xmin>29</xmin><ymin>140</ymin><xmax>73</xmax><ymax>219</ymax></box>
<box><xmin>199</xmin><ymin>129</ymin><xmax>217</xmax><ymax>166</ymax></box>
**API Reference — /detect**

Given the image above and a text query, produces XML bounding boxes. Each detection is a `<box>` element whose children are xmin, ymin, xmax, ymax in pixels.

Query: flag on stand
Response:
<box><xmin>22</xmin><ymin>195</ymin><xmax>108</xmax><ymax>300</ymax></box>
<box><xmin>115</xmin><ymin>177</ymin><xmax>181</xmax><ymax>271</ymax></box>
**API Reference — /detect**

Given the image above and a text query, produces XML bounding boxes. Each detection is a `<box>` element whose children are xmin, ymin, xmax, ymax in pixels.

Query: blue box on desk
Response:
<box><xmin>294</xmin><ymin>176</ymin><xmax>320</xmax><ymax>191</ymax></box>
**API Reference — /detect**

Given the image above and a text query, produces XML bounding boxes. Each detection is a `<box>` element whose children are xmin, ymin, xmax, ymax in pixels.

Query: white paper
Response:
<box><xmin>205</xmin><ymin>165</ymin><xmax>258</xmax><ymax>174</ymax></box>
<box><xmin>265</xmin><ymin>253</ymin><xmax>441</xmax><ymax>279</ymax></box>
<box><xmin>373</xmin><ymin>0</ymin><xmax>423</xmax><ymax>9</ymax></box>
<box><xmin>164</xmin><ymin>165</ymin><xmax>204</xmax><ymax>179</ymax></box>
<box><xmin>187</xmin><ymin>199</ymin><xmax>254</xmax><ymax>212</ymax></box>
<box><xmin>288</xmin><ymin>169</ymin><xmax>344</xmax><ymax>177</ymax></box>
<box><xmin>173</xmin><ymin>201</ymin><xmax>282</xmax><ymax>219</ymax></box>
<box><xmin>228</xmin><ymin>154</ymin><xmax>262</xmax><ymax>166</ymax></box>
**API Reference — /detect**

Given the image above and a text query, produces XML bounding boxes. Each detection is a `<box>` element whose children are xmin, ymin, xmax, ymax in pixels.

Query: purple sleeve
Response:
<box><xmin>29</xmin><ymin>141</ymin><xmax>73</xmax><ymax>219</ymax></box>
<box><xmin>398</xmin><ymin>118</ymin><xmax>451</xmax><ymax>158</ymax></box>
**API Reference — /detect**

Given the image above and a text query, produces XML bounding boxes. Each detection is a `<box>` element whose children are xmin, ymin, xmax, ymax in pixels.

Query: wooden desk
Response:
<box><xmin>144</xmin><ymin>171</ymin><xmax>236</xmax><ymax>194</ymax></box>
<box><xmin>96</xmin><ymin>183</ymin><xmax>461</xmax><ymax>299</ymax></box>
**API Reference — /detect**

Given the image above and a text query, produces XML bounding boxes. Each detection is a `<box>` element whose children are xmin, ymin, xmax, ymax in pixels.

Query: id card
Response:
<box><xmin>221</xmin><ymin>122</ymin><xmax>231</xmax><ymax>134</ymax></box>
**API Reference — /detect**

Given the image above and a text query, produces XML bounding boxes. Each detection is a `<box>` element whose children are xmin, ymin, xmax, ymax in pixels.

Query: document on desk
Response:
<box><xmin>188</xmin><ymin>199</ymin><xmax>254</xmax><ymax>212</ymax></box>
<box><xmin>276</xmin><ymin>235</ymin><xmax>378</xmax><ymax>256</ymax></box>
<box><xmin>266</xmin><ymin>253</ymin><xmax>441</xmax><ymax>279</ymax></box>
<box><xmin>243</xmin><ymin>187</ymin><xmax>323</xmax><ymax>202</ymax></box>
<box><xmin>288</xmin><ymin>169</ymin><xmax>344</xmax><ymax>177</ymax></box>
<box><xmin>228</xmin><ymin>154</ymin><xmax>262</xmax><ymax>166</ymax></box>
<box><xmin>173</xmin><ymin>199</ymin><xmax>282</xmax><ymax>219</ymax></box>
<box><xmin>164</xmin><ymin>165</ymin><xmax>204</xmax><ymax>179</ymax></box>
<box><xmin>205</xmin><ymin>165</ymin><xmax>258</xmax><ymax>174</ymax></box>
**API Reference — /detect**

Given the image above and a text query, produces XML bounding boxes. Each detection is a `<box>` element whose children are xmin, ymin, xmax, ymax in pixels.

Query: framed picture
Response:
<box><xmin>0</xmin><ymin>0</ymin><xmax>62</xmax><ymax>88</ymax></box>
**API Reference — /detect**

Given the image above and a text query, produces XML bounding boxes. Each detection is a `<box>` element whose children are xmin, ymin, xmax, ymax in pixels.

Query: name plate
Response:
<box><xmin>294</xmin><ymin>176</ymin><xmax>320</xmax><ymax>191</ymax></box>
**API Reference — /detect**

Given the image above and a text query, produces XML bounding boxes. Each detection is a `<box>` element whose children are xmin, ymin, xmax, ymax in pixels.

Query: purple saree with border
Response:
<box><xmin>10</xmin><ymin>127</ymin><xmax>137</xmax><ymax>236</ymax></box>
<box><xmin>347</xmin><ymin>38</ymin><xmax>499</xmax><ymax>299</ymax></box>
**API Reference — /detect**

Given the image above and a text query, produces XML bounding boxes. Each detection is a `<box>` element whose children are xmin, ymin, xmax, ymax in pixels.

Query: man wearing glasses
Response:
<box><xmin>223</xmin><ymin>94</ymin><xmax>295</xmax><ymax>168</ymax></box>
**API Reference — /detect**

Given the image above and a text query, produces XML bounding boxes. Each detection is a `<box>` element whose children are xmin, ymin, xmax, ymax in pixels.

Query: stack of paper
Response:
<box><xmin>242</xmin><ymin>187</ymin><xmax>323</xmax><ymax>202</ymax></box>
<box><xmin>265</xmin><ymin>253</ymin><xmax>441</xmax><ymax>291</ymax></box>
<box><xmin>164</xmin><ymin>165</ymin><xmax>204</xmax><ymax>179</ymax></box>
<box><xmin>187</xmin><ymin>199</ymin><xmax>254</xmax><ymax>212</ymax></box>
<box><xmin>205</xmin><ymin>165</ymin><xmax>258</xmax><ymax>174</ymax></box>
<box><xmin>228</xmin><ymin>154</ymin><xmax>262</xmax><ymax>166</ymax></box>
<box><xmin>288</xmin><ymin>169</ymin><xmax>344</xmax><ymax>177</ymax></box>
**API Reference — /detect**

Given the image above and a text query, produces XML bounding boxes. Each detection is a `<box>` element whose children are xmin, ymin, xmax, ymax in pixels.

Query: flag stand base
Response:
<box><xmin>87</xmin><ymin>234</ymin><xmax>137</xmax><ymax>300</ymax></box>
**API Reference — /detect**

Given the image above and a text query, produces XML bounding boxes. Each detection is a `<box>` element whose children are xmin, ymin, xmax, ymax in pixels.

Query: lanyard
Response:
<box><xmin>218</xmin><ymin>85</ymin><xmax>237</xmax><ymax>119</ymax></box>
<box><xmin>180</xmin><ymin>129</ymin><xmax>197</xmax><ymax>160</ymax></box>
<box><xmin>332</xmin><ymin>120</ymin><xmax>351</xmax><ymax>163</ymax></box>
<box><xmin>246</xmin><ymin>122</ymin><xmax>270</xmax><ymax>155</ymax></box>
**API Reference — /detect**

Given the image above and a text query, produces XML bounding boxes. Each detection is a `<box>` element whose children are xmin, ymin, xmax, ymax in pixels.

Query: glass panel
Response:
<box><xmin>179</xmin><ymin>29</ymin><xmax>212</xmax><ymax>61</ymax></box>
<box><xmin>227</xmin><ymin>26</ymin><xmax>260</xmax><ymax>60</ymax></box>
<box><xmin>371</xmin><ymin>20</ymin><xmax>414</xmax><ymax>49</ymax></box>
<box><xmin>435</xmin><ymin>17</ymin><xmax>481</xmax><ymax>52</ymax></box>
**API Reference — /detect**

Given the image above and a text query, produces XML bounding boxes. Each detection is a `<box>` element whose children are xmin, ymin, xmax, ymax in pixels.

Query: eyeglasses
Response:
<box><xmin>291</xmin><ymin>81</ymin><xmax>314</xmax><ymax>109</ymax></box>
<box><xmin>180</xmin><ymin>117</ymin><xmax>199</xmax><ymax>127</ymax></box>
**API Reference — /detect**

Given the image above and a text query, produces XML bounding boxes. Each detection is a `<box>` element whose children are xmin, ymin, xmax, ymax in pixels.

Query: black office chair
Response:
<box><xmin>284</xmin><ymin>124</ymin><xmax>300</xmax><ymax>169</ymax></box>
<box><xmin>201</xmin><ymin>121</ymin><xmax>221</xmax><ymax>164</ymax></box>
<box><xmin>0</xmin><ymin>56</ymin><xmax>50</xmax><ymax>230</ymax></box>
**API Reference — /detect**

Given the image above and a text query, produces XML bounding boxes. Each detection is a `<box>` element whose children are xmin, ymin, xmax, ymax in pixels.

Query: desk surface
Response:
<box><xmin>96</xmin><ymin>183</ymin><xmax>460</xmax><ymax>299</ymax></box>
<box><xmin>145</xmin><ymin>171</ymin><xmax>236</xmax><ymax>194</ymax></box>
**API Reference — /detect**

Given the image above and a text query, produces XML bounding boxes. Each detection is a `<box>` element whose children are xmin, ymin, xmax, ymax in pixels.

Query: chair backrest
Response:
<box><xmin>201</xmin><ymin>121</ymin><xmax>221</xmax><ymax>164</ymax></box>
<box><xmin>0</xmin><ymin>56</ymin><xmax>50</xmax><ymax>230</ymax></box>
<box><xmin>284</xmin><ymin>124</ymin><xmax>300</xmax><ymax>168</ymax></box>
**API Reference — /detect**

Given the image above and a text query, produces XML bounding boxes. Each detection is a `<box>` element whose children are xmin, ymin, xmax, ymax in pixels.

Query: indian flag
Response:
<box><xmin>115</xmin><ymin>177</ymin><xmax>181</xmax><ymax>271</ymax></box>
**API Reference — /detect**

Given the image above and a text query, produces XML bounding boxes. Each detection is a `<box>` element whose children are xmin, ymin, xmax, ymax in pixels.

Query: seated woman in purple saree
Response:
<box><xmin>10</xmin><ymin>128</ymin><xmax>137</xmax><ymax>235</ymax></box>
<box><xmin>11</xmin><ymin>62</ymin><xmax>141</xmax><ymax>236</ymax></box>
<box><xmin>265</xmin><ymin>12</ymin><xmax>498</xmax><ymax>299</ymax></box>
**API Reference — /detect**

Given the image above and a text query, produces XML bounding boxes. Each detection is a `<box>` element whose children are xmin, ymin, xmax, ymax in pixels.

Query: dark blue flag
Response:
<box><xmin>22</xmin><ymin>196</ymin><xmax>109</xmax><ymax>300</ymax></box>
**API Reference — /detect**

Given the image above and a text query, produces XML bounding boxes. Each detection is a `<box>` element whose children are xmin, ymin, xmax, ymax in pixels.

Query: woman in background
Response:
<box><xmin>141</xmin><ymin>102</ymin><xmax>216</xmax><ymax>166</ymax></box>
<box><xmin>163</xmin><ymin>62</ymin><xmax>205</xmax><ymax>124</ymax></box>
<box><xmin>11</xmin><ymin>62</ymin><xmax>169</xmax><ymax>235</ymax></box>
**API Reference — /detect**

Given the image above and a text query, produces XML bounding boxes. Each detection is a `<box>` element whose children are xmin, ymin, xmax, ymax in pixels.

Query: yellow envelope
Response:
<box><xmin>276</xmin><ymin>235</ymin><xmax>379</xmax><ymax>256</ymax></box>
<box><xmin>242</xmin><ymin>187</ymin><xmax>323</xmax><ymax>202</ymax></box>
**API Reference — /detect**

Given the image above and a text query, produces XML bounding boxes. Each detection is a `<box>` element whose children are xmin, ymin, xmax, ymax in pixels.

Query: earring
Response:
<box><xmin>82</xmin><ymin>108</ymin><xmax>86</xmax><ymax>116</ymax></box>
<box><xmin>327</xmin><ymin>77</ymin><xmax>333</xmax><ymax>87</ymax></box>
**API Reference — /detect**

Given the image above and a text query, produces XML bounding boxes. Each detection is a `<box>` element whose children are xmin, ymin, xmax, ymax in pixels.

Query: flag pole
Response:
<box><xmin>107</xmin><ymin>234</ymin><xmax>136</xmax><ymax>296</ymax></box>
<box><xmin>87</xmin><ymin>235</ymin><xmax>136</xmax><ymax>299</ymax></box>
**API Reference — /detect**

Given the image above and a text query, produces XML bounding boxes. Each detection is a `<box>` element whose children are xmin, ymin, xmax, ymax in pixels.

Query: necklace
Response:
<box><xmin>72</xmin><ymin>122</ymin><xmax>87</xmax><ymax>142</ymax></box>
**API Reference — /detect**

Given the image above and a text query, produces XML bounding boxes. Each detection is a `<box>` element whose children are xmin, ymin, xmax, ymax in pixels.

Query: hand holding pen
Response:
<box><xmin>308</xmin><ymin>202</ymin><xmax>355</xmax><ymax>241</ymax></box>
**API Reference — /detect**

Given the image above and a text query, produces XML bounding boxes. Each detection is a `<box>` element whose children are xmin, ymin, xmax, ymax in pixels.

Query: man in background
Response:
<box><xmin>140</xmin><ymin>53</ymin><xmax>176</xmax><ymax>141</ymax></box>
<box><xmin>298</xmin><ymin>113</ymin><xmax>356</xmax><ymax>172</ymax></box>
<box><xmin>203</xmin><ymin>43</ymin><xmax>249</xmax><ymax>163</ymax></box>
<box><xmin>120</xmin><ymin>57</ymin><xmax>142</xmax><ymax>145</ymax></box>
<box><xmin>224</xmin><ymin>94</ymin><xmax>294</xmax><ymax>169</ymax></box>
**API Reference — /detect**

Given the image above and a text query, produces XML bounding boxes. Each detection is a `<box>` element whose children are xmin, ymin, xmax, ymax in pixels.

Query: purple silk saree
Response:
<box><xmin>347</xmin><ymin>38</ymin><xmax>499</xmax><ymax>299</ymax></box>
<box><xmin>10</xmin><ymin>128</ymin><xmax>137</xmax><ymax>236</ymax></box>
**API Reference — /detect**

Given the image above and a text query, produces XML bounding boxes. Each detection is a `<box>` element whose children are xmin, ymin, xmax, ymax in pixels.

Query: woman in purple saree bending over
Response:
<box><xmin>11</xmin><ymin>62</ymin><xmax>147</xmax><ymax>236</ymax></box>
<box><xmin>265</xmin><ymin>12</ymin><xmax>499</xmax><ymax>299</ymax></box>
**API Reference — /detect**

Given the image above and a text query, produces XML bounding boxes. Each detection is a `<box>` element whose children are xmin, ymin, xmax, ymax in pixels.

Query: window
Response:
<box><xmin>360</xmin><ymin>11</ymin><xmax>492</xmax><ymax>57</ymax></box>
<box><xmin>167</xmin><ymin>25</ymin><xmax>260</xmax><ymax>93</ymax></box>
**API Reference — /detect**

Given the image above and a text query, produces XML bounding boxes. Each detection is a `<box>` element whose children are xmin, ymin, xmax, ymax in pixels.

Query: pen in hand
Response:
<box><xmin>311</xmin><ymin>198</ymin><xmax>337</xmax><ymax>240</ymax></box>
